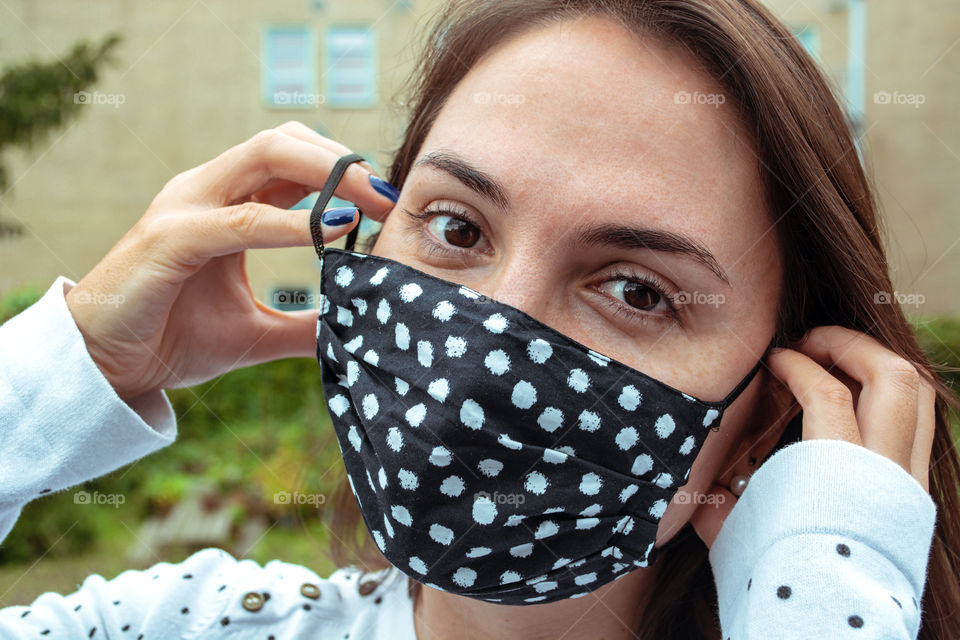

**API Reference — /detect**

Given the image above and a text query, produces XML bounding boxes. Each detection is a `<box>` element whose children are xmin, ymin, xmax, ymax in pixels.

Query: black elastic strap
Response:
<box><xmin>717</xmin><ymin>335</ymin><xmax>779</xmax><ymax>411</ymax></box>
<box><xmin>309</xmin><ymin>153</ymin><xmax>367</xmax><ymax>261</ymax></box>
<box><xmin>344</xmin><ymin>215</ymin><xmax>362</xmax><ymax>253</ymax></box>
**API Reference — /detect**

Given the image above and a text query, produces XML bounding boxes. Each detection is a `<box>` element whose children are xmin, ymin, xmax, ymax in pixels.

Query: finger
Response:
<box><xmin>794</xmin><ymin>326</ymin><xmax>917</xmax><ymax>470</ymax></box>
<box><xmin>159</xmin><ymin>202</ymin><xmax>358</xmax><ymax>264</ymax></box>
<box><xmin>246</xmin><ymin>308</ymin><xmax>320</xmax><ymax>363</ymax></box>
<box><xmin>911</xmin><ymin>374</ymin><xmax>937</xmax><ymax>492</ymax></box>
<box><xmin>273</xmin><ymin>121</ymin><xmax>381</xmax><ymax>177</ymax></box>
<box><xmin>766</xmin><ymin>347</ymin><xmax>862</xmax><ymax>444</ymax></box>
<box><xmin>188</xmin><ymin>129</ymin><xmax>395</xmax><ymax>218</ymax></box>
<box><xmin>248</xmin><ymin>179</ymin><xmax>315</xmax><ymax>209</ymax></box>
<box><xmin>688</xmin><ymin>484</ymin><xmax>736</xmax><ymax>550</ymax></box>
<box><xmin>270</xmin><ymin>122</ymin><xmax>398</xmax><ymax>222</ymax></box>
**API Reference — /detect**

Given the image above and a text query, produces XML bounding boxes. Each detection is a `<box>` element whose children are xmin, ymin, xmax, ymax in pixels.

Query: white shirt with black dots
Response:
<box><xmin>0</xmin><ymin>277</ymin><xmax>938</xmax><ymax>639</ymax></box>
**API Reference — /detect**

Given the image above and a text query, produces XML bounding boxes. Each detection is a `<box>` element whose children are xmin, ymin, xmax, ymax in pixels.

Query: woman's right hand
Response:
<box><xmin>65</xmin><ymin>121</ymin><xmax>398</xmax><ymax>401</ymax></box>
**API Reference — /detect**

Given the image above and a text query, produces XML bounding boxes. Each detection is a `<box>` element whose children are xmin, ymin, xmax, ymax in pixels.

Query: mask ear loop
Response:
<box><xmin>309</xmin><ymin>152</ymin><xmax>367</xmax><ymax>261</ymax></box>
<box><xmin>711</xmin><ymin>335</ymin><xmax>779</xmax><ymax>431</ymax></box>
<box><xmin>344</xmin><ymin>211</ymin><xmax>363</xmax><ymax>253</ymax></box>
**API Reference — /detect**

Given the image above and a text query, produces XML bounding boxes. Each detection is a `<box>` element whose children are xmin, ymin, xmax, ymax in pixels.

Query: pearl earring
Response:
<box><xmin>729</xmin><ymin>474</ymin><xmax>750</xmax><ymax>497</ymax></box>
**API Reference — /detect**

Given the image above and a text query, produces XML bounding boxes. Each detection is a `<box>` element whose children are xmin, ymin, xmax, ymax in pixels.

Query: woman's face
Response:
<box><xmin>370</xmin><ymin>16</ymin><xmax>782</xmax><ymax>544</ymax></box>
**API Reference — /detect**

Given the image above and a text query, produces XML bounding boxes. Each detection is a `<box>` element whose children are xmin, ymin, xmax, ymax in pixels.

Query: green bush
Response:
<box><xmin>0</xmin><ymin>283</ymin><xmax>43</xmax><ymax>323</ymax></box>
<box><xmin>0</xmin><ymin>351</ymin><xmax>337</xmax><ymax>564</ymax></box>
<box><xmin>164</xmin><ymin>357</ymin><xmax>327</xmax><ymax>430</ymax></box>
<box><xmin>913</xmin><ymin>316</ymin><xmax>960</xmax><ymax>392</ymax></box>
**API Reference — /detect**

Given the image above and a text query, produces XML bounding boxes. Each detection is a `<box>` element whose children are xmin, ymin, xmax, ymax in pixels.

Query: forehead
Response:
<box><xmin>418</xmin><ymin>15</ymin><xmax>765</xmax><ymax>249</ymax></box>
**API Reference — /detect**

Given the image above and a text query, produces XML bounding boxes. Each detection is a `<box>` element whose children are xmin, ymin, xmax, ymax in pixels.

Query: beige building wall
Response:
<box><xmin>761</xmin><ymin>0</ymin><xmax>960</xmax><ymax>315</ymax></box>
<box><xmin>0</xmin><ymin>0</ymin><xmax>444</xmax><ymax>306</ymax></box>
<box><xmin>1</xmin><ymin>0</ymin><xmax>958</xmax><ymax>314</ymax></box>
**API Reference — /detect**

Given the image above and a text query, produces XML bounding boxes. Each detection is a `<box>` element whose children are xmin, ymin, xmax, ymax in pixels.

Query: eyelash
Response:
<box><xmin>402</xmin><ymin>205</ymin><xmax>490</xmax><ymax>259</ymax></box>
<box><xmin>594</xmin><ymin>268</ymin><xmax>681</xmax><ymax>328</ymax></box>
<box><xmin>401</xmin><ymin>205</ymin><xmax>682</xmax><ymax>328</ymax></box>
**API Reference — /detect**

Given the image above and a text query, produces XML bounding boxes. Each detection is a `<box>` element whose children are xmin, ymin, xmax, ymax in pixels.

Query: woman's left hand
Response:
<box><xmin>691</xmin><ymin>325</ymin><xmax>937</xmax><ymax>549</ymax></box>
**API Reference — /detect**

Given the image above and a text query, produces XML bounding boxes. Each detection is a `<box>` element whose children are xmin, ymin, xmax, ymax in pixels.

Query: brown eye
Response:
<box><xmin>597</xmin><ymin>279</ymin><xmax>667</xmax><ymax>313</ymax></box>
<box><xmin>622</xmin><ymin>282</ymin><xmax>661</xmax><ymax>311</ymax></box>
<box><xmin>428</xmin><ymin>215</ymin><xmax>481</xmax><ymax>248</ymax></box>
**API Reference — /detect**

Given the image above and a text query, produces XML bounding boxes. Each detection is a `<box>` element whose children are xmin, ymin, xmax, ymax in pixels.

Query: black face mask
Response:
<box><xmin>309</xmin><ymin>154</ymin><xmax>771</xmax><ymax>605</ymax></box>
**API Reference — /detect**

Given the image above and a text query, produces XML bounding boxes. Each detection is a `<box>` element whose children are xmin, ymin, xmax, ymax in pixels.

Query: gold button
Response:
<box><xmin>241</xmin><ymin>592</ymin><xmax>264</xmax><ymax>612</ymax></box>
<box><xmin>357</xmin><ymin>580</ymin><xmax>378</xmax><ymax>596</ymax></box>
<box><xmin>300</xmin><ymin>583</ymin><xmax>321</xmax><ymax>599</ymax></box>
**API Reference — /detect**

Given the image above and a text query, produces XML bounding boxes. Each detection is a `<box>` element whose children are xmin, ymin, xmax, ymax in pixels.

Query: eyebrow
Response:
<box><xmin>414</xmin><ymin>150</ymin><xmax>510</xmax><ymax>211</ymax></box>
<box><xmin>576</xmin><ymin>224</ymin><xmax>731</xmax><ymax>285</ymax></box>
<box><xmin>413</xmin><ymin>150</ymin><xmax>730</xmax><ymax>286</ymax></box>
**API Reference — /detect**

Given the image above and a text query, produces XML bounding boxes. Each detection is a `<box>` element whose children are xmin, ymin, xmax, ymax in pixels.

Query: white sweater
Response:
<box><xmin>0</xmin><ymin>276</ymin><xmax>938</xmax><ymax>639</ymax></box>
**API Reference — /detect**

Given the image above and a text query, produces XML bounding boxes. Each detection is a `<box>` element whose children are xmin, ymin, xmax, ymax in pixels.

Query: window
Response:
<box><xmin>262</xmin><ymin>25</ymin><xmax>319</xmax><ymax>108</ymax></box>
<box><xmin>323</xmin><ymin>27</ymin><xmax>377</xmax><ymax>108</ymax></box>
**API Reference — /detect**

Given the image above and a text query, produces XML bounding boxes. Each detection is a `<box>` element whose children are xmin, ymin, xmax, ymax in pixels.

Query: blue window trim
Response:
<box><xmin>261</xmin><ymin>24</ymin><xmax>319</xmax><ymax>109</ymax></box>
<box><xmin>322</xmin><ymin>25</ymin><xmax>378</xmax><ymax>109</ymax></box>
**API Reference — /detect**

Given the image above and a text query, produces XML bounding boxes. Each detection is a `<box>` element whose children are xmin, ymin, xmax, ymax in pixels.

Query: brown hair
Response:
<box><xmin>325</xmin><ymin>1</ymin><xmax>960</xmax><ymax>637</ymax></box>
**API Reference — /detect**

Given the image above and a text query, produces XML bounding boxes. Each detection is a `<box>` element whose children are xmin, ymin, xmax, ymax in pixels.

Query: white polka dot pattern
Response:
<box><xmin>316</xmin><ymin>248</ymin><xmax>758</xmax><ymax>605</ymax></box>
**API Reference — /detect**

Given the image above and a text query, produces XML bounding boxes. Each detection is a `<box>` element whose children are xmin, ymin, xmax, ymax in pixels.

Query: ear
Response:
<box><xmin>717</xmin><ymin>368</ymin><xmax>801</xmax><ymax>485</ymax></box>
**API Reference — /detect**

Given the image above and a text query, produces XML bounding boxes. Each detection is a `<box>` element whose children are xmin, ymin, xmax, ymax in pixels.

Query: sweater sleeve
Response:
<box><xmin>0</xmin><ymin>276</ymin><xmax>178</xmax><ymax>545</ymax></box>
<box><xmin>709</xmin><ymin>438</ymin><xmax>937</xmax><ymax>639</ymax></box>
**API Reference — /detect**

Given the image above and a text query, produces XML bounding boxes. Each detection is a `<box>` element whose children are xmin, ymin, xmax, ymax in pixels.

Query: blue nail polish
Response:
<box><xmin>322</xmin><ymin>206</ymin><xmax>358</xmax><ymax>226</ymax></box>
<box><xmin>369</xmin><ymin>175</ymin><xmax>401</xmax><ymax>202</ymax></box>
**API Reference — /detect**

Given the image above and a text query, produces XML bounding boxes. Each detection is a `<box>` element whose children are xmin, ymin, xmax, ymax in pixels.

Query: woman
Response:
<box><xmin>1</xmin><ymin>0</ymin><xmax>957</xmax><ymax>638</ymax></box>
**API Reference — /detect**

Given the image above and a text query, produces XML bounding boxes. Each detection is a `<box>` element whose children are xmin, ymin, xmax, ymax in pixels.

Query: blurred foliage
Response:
<box><xmin>0</xmin><ymin>33</ymin><xmax>121</xmax><ymax>235</ymax></box>
<box><xmin>0</xmin><ymin>281</ymin><xmax>342</xmax><ymax>567</ymax></box>
<box><xmin>914</xmin><ymin>316</ymin><xmax>960</xmax><ymax>392</ymax></box>
<box><xmin>0</xmin><ymin>282</ymin><xmax>45</xmax><ymax>323</ymax></box>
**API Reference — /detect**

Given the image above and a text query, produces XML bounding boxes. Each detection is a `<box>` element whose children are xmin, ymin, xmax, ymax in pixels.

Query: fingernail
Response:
<box><xmin>369</xmin><ymin>175</ymin><xmax>401</xmax><ymax>202</ymax></box>
<box><xmin>322</xmin><ymin>206</ymin><xmax>358</xmax><ymax>226</ymax></box>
